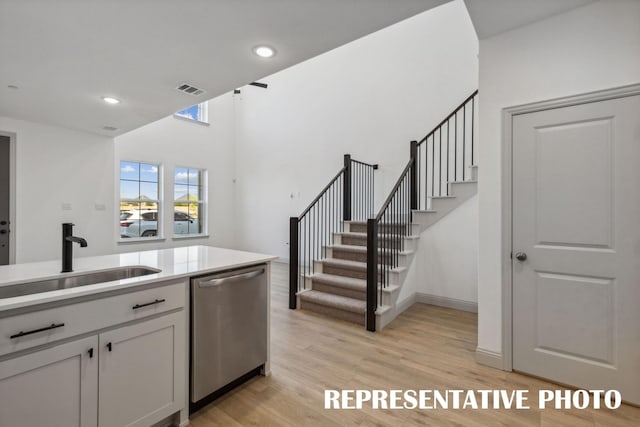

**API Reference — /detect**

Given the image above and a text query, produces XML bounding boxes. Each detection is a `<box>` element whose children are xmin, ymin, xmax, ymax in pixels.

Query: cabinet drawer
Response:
<box><xmin>0</xmin><ymin>279</ymin><xmax>186</xmax><ymax>357</ymax></box>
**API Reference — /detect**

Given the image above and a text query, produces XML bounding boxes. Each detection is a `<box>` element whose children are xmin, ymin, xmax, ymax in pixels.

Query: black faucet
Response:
<box><xmin>62</xmin><ymin>223</ymin><xmax>87</xmax><ymax>273</ymax></box>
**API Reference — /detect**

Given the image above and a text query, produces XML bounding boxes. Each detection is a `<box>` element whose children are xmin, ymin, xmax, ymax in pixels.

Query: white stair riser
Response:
<box><xmin>447</xmin><ymin>181</ymin><xmax>477</xmax><ymax>198</ymax></box>
<box><xmin>380</xmin><ymin>286</ymin><xmax>400</xmax><ymax>306</ymax></box>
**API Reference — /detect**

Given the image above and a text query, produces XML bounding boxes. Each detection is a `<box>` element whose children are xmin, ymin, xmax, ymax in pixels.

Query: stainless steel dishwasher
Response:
<box><xmin>190</xmin><ymin>264</ymin><xmax>267</xmax><ymax>406</ymax></box>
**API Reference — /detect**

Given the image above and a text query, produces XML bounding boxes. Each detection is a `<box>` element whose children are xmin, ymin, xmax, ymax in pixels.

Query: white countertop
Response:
<box><xmin>0</xmin><ymin>245</ymin><xmax>277</xmax><ymax>312</ymax></box>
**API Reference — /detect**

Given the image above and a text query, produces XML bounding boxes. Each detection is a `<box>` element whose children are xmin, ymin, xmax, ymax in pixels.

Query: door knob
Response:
<box><xmin>515</xmin><ymin>252</ymin><xmax>527</xmax><ymax>261</ymax></box>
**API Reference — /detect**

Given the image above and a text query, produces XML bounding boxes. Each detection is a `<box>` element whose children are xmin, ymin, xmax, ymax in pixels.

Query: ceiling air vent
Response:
<box><xmin>176</xmin><ymin>83</ymin><xmax>206</xmax><ymax>96</ymax></box>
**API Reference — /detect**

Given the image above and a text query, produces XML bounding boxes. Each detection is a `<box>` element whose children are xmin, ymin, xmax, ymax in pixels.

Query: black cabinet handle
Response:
<box><xmin>132</xmin><ymin>298</ymin><xmax>166</xmax><ymax>310</ymax></box>
<box><xmin>107</xmin><ymin>342</ymin><xmax>112</xmax><ymax>352</ymax></box>
<box><xmin>10</xmin><ymin>323</ymin><xmax>65</xmax><ymax>339</ymax></box>
<box><xmin>88</xmin><ymin>348</ymin><xmax>94</xmax><ymax>358</ymax></box>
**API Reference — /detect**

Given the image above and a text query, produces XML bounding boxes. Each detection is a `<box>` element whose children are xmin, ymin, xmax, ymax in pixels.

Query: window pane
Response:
<box><xmin>120</xmin><ymin>202</ymin><xmax>140</xmax><ymax>238</ymax></box>
<box><xmin>175</xmin><ymin>167</ymin><xmax>189</xmax><ymax>185</ymax></box>
<box><xmin>174</xmin><ymin>203</ymin><xmax>202</xmax><ymax>235</ymax></box>
<box><xmin>120</xmin><ymin>160</ymin><xmax>161</xmax><ymax>240</ymax></box>
<box><xmin>140</xmin><ymin>181</ymin><xmax>158</xmax><ymax>201</ymax></box>
<box><xmin>140</xmin><ymin>164</ymin><xmax>158</xmax><ymax>182</ymax></box>
<box><xmin>188</xmin><ymin>169</ymin><xmax>201</xmax><ymax>186</ymax></box>
<box><xmin>176</xmin><ymin>105</ymin><xmax>200</xmax><ymax>121</ymax></box>
<box><xmin>189</xmin><ymin>203</ymin><xmax>204</xmax><ymax>234</ymax></box>
<box><xmin>120</xmin><ymin>180</ymin><xmax>139</xmax><ymax>200</ymax></box>
<box><xmin>174</xmin><ymin>184</ymin><xmax>189</xmax><ymax>201</ymax></box>
<box><xmin>186</xmin><ymin>186</ymin><xmax>199</xmax><ymax>201</ymax></box>
<box><xmin>120</xmin><ymin>161</ymin><xmax>139</xmax><ymax>180</ymax></box>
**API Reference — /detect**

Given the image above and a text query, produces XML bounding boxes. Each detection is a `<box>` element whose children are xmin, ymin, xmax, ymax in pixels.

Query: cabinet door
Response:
<box><xmin>98</xmin><ymin>312</ymin><xmax>185</xmax><ymax>427</ymax></box>
<box><xmin>0</xmin><ymin>336</ymin><xmax>98</xmax><ymax>427</ymax></box>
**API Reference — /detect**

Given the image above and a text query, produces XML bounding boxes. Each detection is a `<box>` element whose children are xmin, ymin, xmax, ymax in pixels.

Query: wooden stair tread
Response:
<box><xmin>329</xmin><ymin>244</ymin><xmax>413</xmax><ymax>256</ymax></box>
<box><xmin>321</xmin><ymin>258</ymin><xmax>407</xmax><ymax>273</ymax></box>
<box><xmin>299</xmin><ymin>290</ymin><xmax>366</xmax><ymax>314</ymax></box>
<box><xmin>312</xmin><ymin>273</ymin><xmax>366</xmax><ymax>291</ymax></box>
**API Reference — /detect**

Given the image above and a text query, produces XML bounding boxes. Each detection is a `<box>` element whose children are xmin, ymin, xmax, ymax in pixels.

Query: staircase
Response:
<box><xmin>290</xmin><ymin>90</ymin><xmax>478</xmax><ymax>331</ymax></box>
<box><xmin>298</xmin><ymin>221</ymin><xmax>420</xmax><ymax>325</ymax></box>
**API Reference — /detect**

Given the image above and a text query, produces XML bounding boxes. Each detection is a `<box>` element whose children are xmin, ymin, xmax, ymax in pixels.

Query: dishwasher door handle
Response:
<box><xmin>198</xmin><ymin>268</ymin><xmax>265</xmax><ymax>288</ymax></box>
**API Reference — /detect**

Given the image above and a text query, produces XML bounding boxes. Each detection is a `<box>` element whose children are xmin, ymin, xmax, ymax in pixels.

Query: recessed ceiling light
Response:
<box><xmin>101</xmin><ymin>96</ymin><xmax>120</xmax><ymax>104</ymax></box>
<box><xmin>253</xmin><ymin>45</ymin><xmax>276</xmax><ymax>58</ymax></box>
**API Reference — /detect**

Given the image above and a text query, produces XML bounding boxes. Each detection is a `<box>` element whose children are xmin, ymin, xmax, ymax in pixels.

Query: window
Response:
<box><xmin>119</xmin><ymin>161</ymin><xmax>161</xmax><ymax>239</ymax></box>
<box><xmin>174</xmin><ymin>167</ymin><xmax>205</xmax><ymax>235</ymax></box>
<box><xmin>174</xmin><ymin>102</ymin><xmax>208</xmax><ymax>124</ymax></box>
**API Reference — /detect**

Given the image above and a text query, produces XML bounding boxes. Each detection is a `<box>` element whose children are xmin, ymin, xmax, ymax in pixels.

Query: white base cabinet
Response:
<box><xmin>0</xmin><ymin>280</ymin><xmax>187</xmax><ymax>427</ymax></box>
<box><xmin>99</xmin><ymin>312</ymin><xmax>185</xmax><ymax>427</ymax></box>
<box><xmin>0</xmin><ymin>336</ymin><xmax>99</xmax><ymax>427</ymax></box>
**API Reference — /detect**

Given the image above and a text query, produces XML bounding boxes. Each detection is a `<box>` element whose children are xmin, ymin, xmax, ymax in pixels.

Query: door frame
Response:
<box><xmin>500</xmin><ymin>83</ymin><xmax>640</xmax><ymax>372</ymax></box>
<box><xmin>0</xmin><ymin>130</ymin><xmax>16</xmax><ymax>264</ymax></box>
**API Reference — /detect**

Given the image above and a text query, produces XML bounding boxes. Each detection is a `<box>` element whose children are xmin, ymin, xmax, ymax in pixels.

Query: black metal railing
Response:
<box><xmin>365</xmin><ymin>90</ymin><xmax>478</xmax><ymax>331</ymax></box>
<box><xmin>366</xmin><ymin>158</ymin><xmax>413</xmax><ymax>331</ymax></box>
<box><xmin>289</xmin><ymin>155</ymin><xmax>377</xmax><ymax>309</ymax></box>
<box><xmin>414</xmin><ymin>90</ymin><xmax>477</xmax><ymax>209</ymax></box>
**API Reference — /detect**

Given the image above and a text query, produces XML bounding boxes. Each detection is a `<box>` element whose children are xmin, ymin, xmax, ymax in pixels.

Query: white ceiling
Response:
<box><xmin>1</xmin><ymin>0</ymin><xmax>602</xmax><ymax>138</ymax></box>
<box><xmin>0</xmin><ymin>0</ymin><xmax>449</xmax><ymax>137</ymax></box>
<box><xmin>464</xmin><ymin>0</ymin><xmax>597</xmax><ymax>40</ymax></box>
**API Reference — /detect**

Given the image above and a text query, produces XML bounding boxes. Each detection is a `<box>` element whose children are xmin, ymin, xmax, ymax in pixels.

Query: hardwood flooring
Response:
<box><xmin>189</xmin><ymin>262</ymin><xmax>640</xmax><ymax>426</ymax></box>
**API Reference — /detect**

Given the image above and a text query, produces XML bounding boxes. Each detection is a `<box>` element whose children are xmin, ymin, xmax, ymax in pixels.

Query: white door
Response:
<box><xmin>0</xmin><ymin>135</ymin><xmax>9</xmax><ymax>265</ymax></box>
<box><xmin>98</xmin><ymin>312</ymin><xmax>185</xmax><ymax>427</ymax></box>
<box><xmin>0</xmin><ymin>336</ymin><xmax>98</xmax><ymax>427</ymax></box>
<box><xmin>513</xmin><ymin>94</ymin><xmax>640</xmax><ymax>404</ymax></box>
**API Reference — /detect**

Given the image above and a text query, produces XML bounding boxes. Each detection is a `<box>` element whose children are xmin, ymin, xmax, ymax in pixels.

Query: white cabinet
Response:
<box><xmin>0</xmin><ymin>336</ymin><xmax>98</xmax><ymax>427</ymax></box>
<box><xmin>0</xmin><ymin>280</ymin><xmax>187</xmax><ymax>427</ymax></box>
<box><xmin>99</xmin><ymin>312</ymin><xmax>185</xmax><ymax>427</ymax></box>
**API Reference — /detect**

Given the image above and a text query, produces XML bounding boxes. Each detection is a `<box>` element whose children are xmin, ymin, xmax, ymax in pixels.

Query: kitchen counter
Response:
<box><xmin>0</xmin><ymin>245</ymin><xmax>277</xmax><ymax>312</ymax></box>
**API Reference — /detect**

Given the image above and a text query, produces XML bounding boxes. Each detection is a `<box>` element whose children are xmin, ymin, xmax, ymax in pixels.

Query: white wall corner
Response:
<box><xmin>475</xmin><ymin>347</ymin><xmax>504</xmax><ymax>371</ymax></box>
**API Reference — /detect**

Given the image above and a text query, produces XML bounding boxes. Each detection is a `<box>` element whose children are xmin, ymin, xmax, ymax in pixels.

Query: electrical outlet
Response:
<box><xmin>61</xmin><ymin>203</ymin><xmax>72</xmax><ymax>211</ymax></box>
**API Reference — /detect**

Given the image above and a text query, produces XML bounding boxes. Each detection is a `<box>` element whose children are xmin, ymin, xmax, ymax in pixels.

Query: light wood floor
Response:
<box><xmin>190</xmin><ymin>262</ymin><xmax>640</xmax><ymax>426</ymax></box>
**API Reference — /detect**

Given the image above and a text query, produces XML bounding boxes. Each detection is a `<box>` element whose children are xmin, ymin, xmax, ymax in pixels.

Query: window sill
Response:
<box><xmin>172</xmin><ymin>234</ymin><xmax>209</xmax><ymax>241</ymax></box>
<box><xmin>118</xmin><ymin>237</ymin><xmax>166</xmax><ymax>244</ymax></box>
<box><xmin>172</xmin><ymin>114</ymin><xmax>210</xmax><ymax>126</ymax></box>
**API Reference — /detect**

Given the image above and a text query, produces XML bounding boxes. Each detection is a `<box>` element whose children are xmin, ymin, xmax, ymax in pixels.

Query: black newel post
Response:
<box><xmin>410</xmin><ymin>140</ymin><xmax>418</xmax><ymax>211</ymax></box>
<box><xmin>343</xmin><ymin>154</ymin><xmax>352</xmax><ymax>221</ymax></box>
<box><xmin>366</xmin><ymin>218</ymin><xmax>378</xmax><ymax>332</ymax></box>
<box><xmin>289</xmin><ymin>217</ymin><xmax>298</xmax><ymax>309</ymax></box>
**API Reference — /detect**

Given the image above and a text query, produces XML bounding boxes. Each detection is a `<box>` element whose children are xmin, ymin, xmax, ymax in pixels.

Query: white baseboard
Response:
<box><xmin>416</xmin><ymin>292</ymin><xmax>477</xmax><ymax>313</ymax></box>
<box><xmin>475</xmin><ymin>347</ymin><xmax>504</xmax><ymax>370</ymax></box>
<box><xmin>395</xmin><ymin>293</ymin><xmax>417</xmax><ymax>315</ymax></box>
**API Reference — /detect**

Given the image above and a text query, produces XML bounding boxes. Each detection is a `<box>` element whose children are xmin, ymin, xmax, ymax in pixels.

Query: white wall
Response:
<box><xmin>234</xmin><ymin>0</ymin><xmax>478</xmax><ymax>259</ymax></box>
<box><xmin>419</xmin><ymin>196</ymin><xmax>478</xmax><ymax>302</ymax></box>
<box><xmin>114</xmin><ymin>93</ymin><xmax>238</xmax><ymax>253</ymax></box>
<box><xmin>477</xmin><ymin>0</ymin><xmax>640</xmax><ymax>354</ymax></box>
<box><xmin>0</xmin><ymin>116</ymin><xmax>115</xmax><ymax>263</ymax></box>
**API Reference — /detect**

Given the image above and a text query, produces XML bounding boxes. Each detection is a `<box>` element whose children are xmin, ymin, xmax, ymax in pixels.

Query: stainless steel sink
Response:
<box><xmin>0</xmin><ymin>266</ymin><xmax>161</xmax><ymax>299</ymax></box>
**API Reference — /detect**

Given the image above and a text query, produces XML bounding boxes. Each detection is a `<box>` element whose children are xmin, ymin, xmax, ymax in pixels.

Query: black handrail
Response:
<box><xmin>290</xmin><ymin>154</ymin><xmax>377</xmax><ymax>309</ymax></box>
<box><xmin>366</xmin><ymin>158</ymin><xmax>414</xmax><ymax>331</ymax></box>
<box><xmin>298</xmin><ymin>167</ymin><xmax>346</xmax><ymax>219</ymax></box>
<box><xmin>414</xmin><ymin>91</ymin><xmax>477</xmax><ymax>207</ymax></box>
<box><xmin>417</xmin><ymin>90</ymin><xmax>478</xmax><ymax>146</ymax></box>
<box><xmin>375</xmin><ymin>159</ymin><xmax>413</xmax><ymax>221</ymax></box>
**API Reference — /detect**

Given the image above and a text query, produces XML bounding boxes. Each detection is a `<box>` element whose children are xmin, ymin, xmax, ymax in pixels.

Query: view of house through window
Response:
<box><xmin>174</xmin><ymin>167</ymin><xmax>205</xmax><ymax>235</ymax></box>
<box><xmin>175</xmin><ymin>102</ymin><xmax>208</xmax><ymax>123</ymax></box>
<box><xmin>119</xmin><ymin>161</ymin><xmax>161</xmax><ymax>238</ymax></box>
